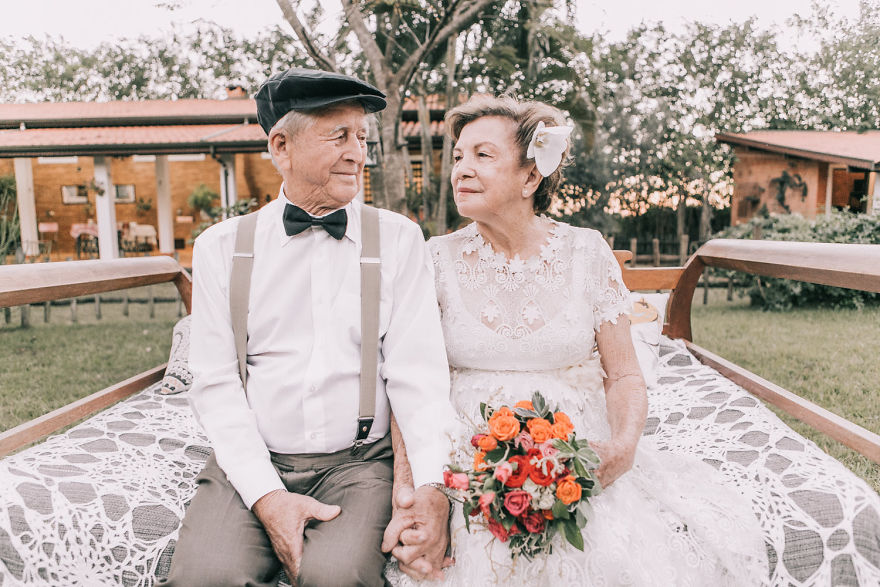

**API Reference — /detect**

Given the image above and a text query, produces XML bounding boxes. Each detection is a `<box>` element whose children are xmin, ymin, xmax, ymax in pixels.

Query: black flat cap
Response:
<box><xmin>255</xmin><ymin>68</ymin><xmax>386</xmax><ymax>134</ymax></box>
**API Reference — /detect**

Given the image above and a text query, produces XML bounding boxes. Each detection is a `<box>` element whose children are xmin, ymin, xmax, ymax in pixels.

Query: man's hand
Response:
<box><xmin>382</xmin><ymin>485</ymin><xmax>453</xmax><ymax>581</ymax></box>
<box><xmin>251</xmin><ymin>489</ymin><xmax>341</xmax><ymax>581</ymax></box>
<box><xmin>589</xmin><ymin>438</ymin><xmax>636</xmax><ymax>488</ymax></box>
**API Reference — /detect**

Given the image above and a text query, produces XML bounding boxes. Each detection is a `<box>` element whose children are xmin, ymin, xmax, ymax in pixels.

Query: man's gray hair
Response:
<box><xmin>266</xmin><ymin>99</ymin><xmax>367</xmax><ymax>170</ymax></box>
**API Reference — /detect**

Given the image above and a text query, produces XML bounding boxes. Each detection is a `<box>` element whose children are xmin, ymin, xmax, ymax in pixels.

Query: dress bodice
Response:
<box><xmin>428</xmin><ymin>221</ymin><xmax>629</xmax><ymax>373</ymax></box>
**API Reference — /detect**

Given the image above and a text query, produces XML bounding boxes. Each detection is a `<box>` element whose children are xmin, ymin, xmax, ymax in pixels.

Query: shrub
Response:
<box><xmin>713</xmin><ymin>212</ymin><xmax>880</xmax><ymax>310</ymax></box>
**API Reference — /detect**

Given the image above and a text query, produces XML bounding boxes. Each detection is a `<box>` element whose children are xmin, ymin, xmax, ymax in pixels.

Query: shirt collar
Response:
<box><xmin>274</xmin><ymin>185</ymin><xmax>362</xmax><ymax>247</ymax></box>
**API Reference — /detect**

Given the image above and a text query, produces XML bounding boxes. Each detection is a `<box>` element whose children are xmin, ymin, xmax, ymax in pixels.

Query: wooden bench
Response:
<box><xmin>0</xmin><ymin>239</ymin><xmax>878</xmax><ymax>586</ymax></box>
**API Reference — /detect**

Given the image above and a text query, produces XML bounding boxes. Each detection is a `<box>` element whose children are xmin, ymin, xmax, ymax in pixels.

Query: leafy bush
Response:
<box><xmin>0</xmin><ymin>175</ymin><xmax>20</xmax><ymax>263</ymax></box>
<box><xmin>713</xmin><ymin>212</ymin><xmax>880</xmax><ymax>310</ymax></box>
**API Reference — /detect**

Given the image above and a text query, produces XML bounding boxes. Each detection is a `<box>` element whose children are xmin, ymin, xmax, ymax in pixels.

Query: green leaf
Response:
<box><xmin>485</xmin><ymin>446</ymin><xmax>507</xmax><ymax>463</ymax></box>
<box><xmin>572</xmin><ymin>458</ymin><xmax>588</xmax><ymax>478</ymax></box>
<box><xmin>513</xmin><ymin>407</ymin><xmax>539</xmax><ymax>419</ymax></box>
<box><xmin>531</xmin><ymin>391</ymin><xmax>549</xmax><ymax>418</ymax></box>
<box><xmin>479</xmin><ymin>402</ymin><xmax>489</xmax><ymax>421</ymax></box>
<box><xmin>575</xmin><ymin>506</ymin><xmax>587</xmax><ymax>529</ymax></box>
<box><xmin>551</xmin><ymin>499</ymin><xmax>570</xmax><ymax>520</ymax></box>
<box><xmin>562</xmin><ymin>518</ymin><xmax>584</xmax><ymax>551</ymax></box>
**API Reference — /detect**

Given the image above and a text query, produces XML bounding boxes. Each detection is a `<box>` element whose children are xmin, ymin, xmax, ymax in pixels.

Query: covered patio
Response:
<box><xmin>0</xmin><ymin>99</ymin><xmax>270</xmax><ymax>265</ymax></box>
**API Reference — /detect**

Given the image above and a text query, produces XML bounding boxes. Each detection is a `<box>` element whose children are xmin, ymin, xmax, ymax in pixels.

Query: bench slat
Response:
<box><xmin>0</xmin><ymin>257</ymin><xmax>189</xmax><ymax>308</ymax></box>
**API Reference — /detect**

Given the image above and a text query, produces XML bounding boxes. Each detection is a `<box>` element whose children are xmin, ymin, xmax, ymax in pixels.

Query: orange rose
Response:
<box><xmin>526</xmin><ymin>418</ymin><xmax>553</xmax><ymax>444</ymax></box>
<box><xmin>556</xmin><ymin>475</ymin><xmax>582</xmax><ymax>505</ymax></box>
<box><xmin>489</xmin><ymin>407</ymin><xmax>513</xmax><ymax>421</ymax></box>
<box><xmin>542</xmin><ymin>509</ymin><xmax>554</xmax><ymax>520</ymax></box>
<box><xmin>477</xmin><ymin>434</ymin><xmax>498</xmax><ymax>452</ymax></box>
<box><xmin>489</xmin><ymin>413</ymin><xmax>520</xmax><ymax>442</ymax></box>
<box><xmin>514</xmin><ymin>400</ymin><xmax>534</xmax><ymax>410</ymax></box>
<box><xmin>474</xmin><ymin>451</ymin><xmax>489</xmax><ymax>472</ymax></box>
<box><xmin>551</xmin><ymin>412</ymin><xmax>575</xmax><ymax>440</ymax></box>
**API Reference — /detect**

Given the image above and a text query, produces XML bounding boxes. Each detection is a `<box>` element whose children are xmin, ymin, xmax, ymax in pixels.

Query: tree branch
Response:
<box><xmin>393</xmin><ymin>0</ymin><xmax>494</xmax><ymax>90</ymax></box>
<box><xmin>341</xmin><ymin>0</ymin><xmax>389</xmax><ymax>88</ymax></box>
<box><xmin>275</xmin><ymin>0</ymin><xmax>338</xmax><ymax>72</ymax></box>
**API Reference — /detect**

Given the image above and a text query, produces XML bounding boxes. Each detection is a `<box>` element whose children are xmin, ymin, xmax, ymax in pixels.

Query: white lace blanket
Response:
<box><xmin>0</xmin><ymin>338</ymin><xmax>878</xmax><ymax>585</ymax></box>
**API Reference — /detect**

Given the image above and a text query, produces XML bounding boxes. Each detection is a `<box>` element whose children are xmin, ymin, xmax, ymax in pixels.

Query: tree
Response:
<box><xmin>275</xmin><ymin>0</ymin><xmax>496</xmax><ymax>212</ymax></box>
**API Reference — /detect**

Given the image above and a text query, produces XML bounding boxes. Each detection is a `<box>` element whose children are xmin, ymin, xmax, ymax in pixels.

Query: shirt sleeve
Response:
<box><xmin>188</xmin><ymin>225</ymin><xmax>286</xmax><ymax>509</ymax></box>
<box><xmin>380</xmin><ymin>222</ymin><xmax>457</xmax><ymax>487</ymax></box>
<box><xmin>591</xmin><ymin>232</ymin><xmax>631</xmax><ymax>332</ymax></box>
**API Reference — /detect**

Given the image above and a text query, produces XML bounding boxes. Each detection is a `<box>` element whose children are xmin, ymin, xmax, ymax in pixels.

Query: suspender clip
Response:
<box><xmin>354</xmin><ymin>416</ymin><xmax>374</xmax><ymax>446</ymax></box>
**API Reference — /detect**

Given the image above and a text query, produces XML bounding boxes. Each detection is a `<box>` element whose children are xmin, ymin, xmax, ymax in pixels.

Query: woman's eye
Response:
<box><xmin>478</xmin><ymin>152</ymin><xmax>490</xmax><ymax>158</ymax></box>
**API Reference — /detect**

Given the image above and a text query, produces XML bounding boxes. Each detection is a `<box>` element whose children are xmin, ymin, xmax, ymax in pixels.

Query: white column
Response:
<box><xmin>870</xmin><ymin>170</ymin><xmax>880</xmax><ymax>216</ymax></box>
<box><xmin>12</xmin><ymin>158</ymin><xmax>39</xmax><ymax>257</ymax></box>
<box><xmin>219</xmin><ymin>154</ymin><xmax>238</xmax><ymax>209</ymax></box>
<box><xmin>155</xmin><ymin>155</ymin><xmax>175</xmax><ymax>254</ymax></box>
<box><xmin>93</xmin><ymin>156</ymin><xmax>119</xmax><ymax>259</ymax></box>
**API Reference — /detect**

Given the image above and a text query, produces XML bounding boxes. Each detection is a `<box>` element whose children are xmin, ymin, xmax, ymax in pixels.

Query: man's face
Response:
<box><xmin>278</xmin><ymin>103</ymin><xmax>368</xmax><ymax>212</ymax></box>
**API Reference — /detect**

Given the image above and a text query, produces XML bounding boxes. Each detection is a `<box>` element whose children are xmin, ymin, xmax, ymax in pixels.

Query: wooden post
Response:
<box><xmin>94</xmin><ymin>295</ymin><xmax>101</xmax><ymax>319</ymax></box>
<box><xmin>629</xmin><ymin>238</ymin><xmax>638</xmax><ymax>268</ymax></box>
<box><xmin>122</xmin><ymin>292</ymin><xmax>129</xmax><ymax>317</ymax></box>
<box><xmin>13</xmin><ymin>158</ymin><xmax>39</xmax><ymax>259</ymax></box>
<box><xmin>727</xmin><ymin>275</ymin><xmax>734</xmax><ymax>301</ymax></box>
<box><xmin>20</xmin><ymin>304</ymin><xmax>30</xmax><ymax>328</ymax></box>
<box><xmin>4</xmin><ymin>307</ymin><xmax>10</xmax><ymax>324</ymax></box>
<box><xmin>652</xmin><ymin>238</ymin><xmax>660</xmax><ymax>267</ymax></box>
<box><xmin>43</xmin><ymin>301</ymin><xmax>50</xmax><ymax>322</ymax></box>
<box><xmin>71</xmin><ymin>298</ymin><xmax>78</xmax><ymax>323</ymax></box>
<box><xmin>148</xmin><ymin>286</ymin><xmax>155</xmax><ymax>319</ymax></box>
<box><xmin>679</xmin><ymin>235</ymin><xmax>689</xmax><ymax>265</ymax></box>
<box><xmin>703</xmin><ymin>267</ymin><xmax>710</xmax><ymax>305</ymax></box>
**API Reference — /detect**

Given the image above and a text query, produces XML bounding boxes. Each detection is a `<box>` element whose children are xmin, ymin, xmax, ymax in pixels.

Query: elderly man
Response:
<box><xmin>164</xmin><ymin>68</ymin><xmax>456</xmax><ymax>587</ymax></box>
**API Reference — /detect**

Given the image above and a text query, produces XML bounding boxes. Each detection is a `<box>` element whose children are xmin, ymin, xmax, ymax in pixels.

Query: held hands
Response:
<box><xmin>382</xmin><ymin>485</ymin><xmax>453</xmax><ymax>581</ymax></box>
<box><xmin>251</xmin><ymin>489</ymin><xmax>341</xmax><ymax>582</ymax></box>
<box><xmin>589</xmin><ymin>438</ymin><xmax>637</xmax><ymax>489</ymax></box>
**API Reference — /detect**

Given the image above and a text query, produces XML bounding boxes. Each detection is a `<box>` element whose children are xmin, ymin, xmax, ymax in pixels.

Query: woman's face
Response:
<box><xmin>451</xmin><ymin>116</ymin><xmax>533</xmax><ymax>223</ymax></box>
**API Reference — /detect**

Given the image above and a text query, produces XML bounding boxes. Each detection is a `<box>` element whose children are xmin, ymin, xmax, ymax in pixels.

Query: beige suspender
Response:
<box><xmin>229</xmin><ymin>205</ymin><xmax>381</xmax><ymax>444</ymax></box>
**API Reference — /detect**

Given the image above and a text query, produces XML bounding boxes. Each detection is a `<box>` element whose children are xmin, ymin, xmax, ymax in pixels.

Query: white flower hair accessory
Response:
<box><xmin>526</xmin><ymin>121</ymin><xmax>573</xmax><ymax>177</ymax></box>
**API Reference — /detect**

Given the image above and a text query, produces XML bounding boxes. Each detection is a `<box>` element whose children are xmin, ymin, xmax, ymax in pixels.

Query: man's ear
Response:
<box><xmin>268</xmin><ymin>131</ymin><xmax>290</xmax><ymax>170</ymax></box>
<box><xmin>522</xmin><ymin>163</ymin><xmax>543</xmax><ymax>199</ymax></box>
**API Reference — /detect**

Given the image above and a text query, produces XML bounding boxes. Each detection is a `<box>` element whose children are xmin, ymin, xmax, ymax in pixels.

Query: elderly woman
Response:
<box><xmin>387</xmin><ymin>95</ymin><xmax>767</xmax><ymax>585</ymax></box>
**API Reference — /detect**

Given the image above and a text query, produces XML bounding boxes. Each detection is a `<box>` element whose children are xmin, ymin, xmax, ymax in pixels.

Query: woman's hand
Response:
<box><xmin>589</xmin><ymin>438</ymin><xmax>637</xmax><ymax>488</ymax></box>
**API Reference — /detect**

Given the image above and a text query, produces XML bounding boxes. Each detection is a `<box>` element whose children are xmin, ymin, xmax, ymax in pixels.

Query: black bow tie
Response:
<box><xmin>283</xmin><ymin>204</ymin><xmax>347</xmax><ymax>240</ymax></box>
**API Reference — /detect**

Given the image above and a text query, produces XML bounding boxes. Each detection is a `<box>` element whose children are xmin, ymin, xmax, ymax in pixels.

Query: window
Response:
<box><xmin>115</xmin><ymin>185</ymin><xmax>136</xmax><ymax>203</ymax></box>
<box><xmin>61</xmin><ymin>185</ymin><xmax>88</xmax><ymax>204</ymax></box>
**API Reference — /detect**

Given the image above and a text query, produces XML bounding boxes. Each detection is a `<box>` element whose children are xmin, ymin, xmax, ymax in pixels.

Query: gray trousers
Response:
<box><xmin>163</xmin><ymin>435</ymin><xmax>393</xmax><ymax>587</ymax></box>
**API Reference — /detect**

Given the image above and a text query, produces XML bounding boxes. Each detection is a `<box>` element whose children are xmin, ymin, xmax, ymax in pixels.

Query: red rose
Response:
<box><xmin>486</xmin><ymin>517</ymin><xmax>508</xmax><ymax>542</ymax></box>
<box><xmin>505</xmin><ymin>455</ymin><xmax>532</xmax><ymax>488</ymax></box>
<box><xmin>521</xmin><ymin>511</ymin><xmax>546</xmax><ymax>534</ymax></box>
<box><xmin>471</xmin><ymin>434</ymin><xmax>485</xmax><ymax>448</ymax></box>
<box><xmin>503</xmin><ymin>490</ymin><xmax>531</xmax><ymax>517</ymax></box>
<box><xmin>528</xmin><ymin>463</ymin><xmax>555</xmax><ymax>487</ymax></box>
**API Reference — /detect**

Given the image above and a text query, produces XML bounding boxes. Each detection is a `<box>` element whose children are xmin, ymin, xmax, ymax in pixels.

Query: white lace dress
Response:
<box><xmin>387</xmin><ymin>220</ymin><xmax>768</xmax><ymax>586</ymax></box>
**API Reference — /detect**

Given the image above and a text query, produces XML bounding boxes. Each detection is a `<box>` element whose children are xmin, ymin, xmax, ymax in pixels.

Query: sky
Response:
<box><xmin>0</xmin><ymin>0</ymin><xmax>865</xmax><ymax>48</ymax></box>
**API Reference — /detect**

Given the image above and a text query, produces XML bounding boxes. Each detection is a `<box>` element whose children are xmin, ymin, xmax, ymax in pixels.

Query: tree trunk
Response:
<box><xmin>416</xmin><ymin>90</ymin><xmax>435</xmax><ymax>224</ymax></box>
<box><xmin>437</xmin><ymin>36</ymin><xmax>458</xmax><ymax>235</ymax></box>
<box><xmin>380</xmin><ymin>92</ymin><xmax>408</xmax><ymax>214</ymax></box>
<box><xmin>699</xmin><ymin>193</ymin><xmax>713</xmax><ymax>242</ymax></box>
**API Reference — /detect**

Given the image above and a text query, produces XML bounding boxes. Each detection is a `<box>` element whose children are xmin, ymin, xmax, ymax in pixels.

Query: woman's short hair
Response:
<box><xmin>445</xmin><ymin>95</ymin><xmax>571</xmax><ymax>214</ymax></box>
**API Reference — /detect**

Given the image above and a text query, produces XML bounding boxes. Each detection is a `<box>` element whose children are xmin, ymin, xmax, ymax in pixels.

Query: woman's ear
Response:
<box><xmin>522</xmin><ymin>163</ymin><xmax>543</xmax><ymax>198</ymax></box>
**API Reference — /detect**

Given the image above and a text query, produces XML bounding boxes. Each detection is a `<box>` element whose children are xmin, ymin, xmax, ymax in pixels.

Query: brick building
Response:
<box><xmin>717</xmin><ymin>130</ymin><xmax>880</xmax><ymax>225</ymax></box>
<box><xmin>0</xmin><ymin>94</ymin><xmax>445</xmax><ymax>261</ymax></box>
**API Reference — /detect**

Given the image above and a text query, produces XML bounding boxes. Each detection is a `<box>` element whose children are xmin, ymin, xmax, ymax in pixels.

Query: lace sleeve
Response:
<box><xmin>590</xmin><ymin>233</ymin><xmax>630</xmax><ymax>332</ymax></box>
<box><xmin>426</xmin><ymin>236</ymin><xmax>446</xmax><ymax>311</ymax></box>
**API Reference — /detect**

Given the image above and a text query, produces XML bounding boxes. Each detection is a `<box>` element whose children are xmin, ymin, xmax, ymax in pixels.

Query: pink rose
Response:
<box><xmin>443</xmin><ymin>470</ymin><xmax>469</xmax><ymax>490</ymax></box>
<box><xmin>514</xmin><ymin>431</ymin><xmax>535</xmax><ymax>451</ymax></box>
<box><xmin>493</xmin><ymin>462</ymin><xmax>513</xmax><ymax>484</ymax></box>
<box><xmin>486</xmin><ymin>516</ymin><xmax>509</xmax><ymax>542</ymax></box>
<box><xmin>471</xmin><ymin>434</ymin><xmax>486</xmax><ymax>448</ymax></box>
<box><xmin>539</xmin><ymin>442</ymin><xmax>559</xmax><ymax>459</ymax></box>
<box><xmin>478</xmin><ymin>491</ymin><xmax>496</xmax><ymax>516</ymax></box>
<box><xmin>503</xmin><ymin>490</ymin><xmax>532</xmax><ymax>517</ymax></box>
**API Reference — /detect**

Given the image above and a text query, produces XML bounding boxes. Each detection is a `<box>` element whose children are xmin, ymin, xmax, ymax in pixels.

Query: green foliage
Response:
<box><xmin>189</xmin><ymin>197</ymin><xmax>258</xmax><ymax>242</ymax></box>
<box><xmin>0</xmin><ymin>175</ymin><xmax>20</xmax><ymax>263</ymax></box>
<box><xmin>714</xmin><ymin>212</ymin><xmax>880</xmax><ymax>310</ymax></box>
<box><xmin>186</xmin><ymin>184</ymin><xmax>219</xmax><ymax>214</ymax></box>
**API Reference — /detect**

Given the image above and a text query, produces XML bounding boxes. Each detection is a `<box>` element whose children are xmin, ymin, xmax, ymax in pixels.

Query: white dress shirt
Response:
<box><xmin>188</xmin><ymin>190</ymin><xmax>455</xmax><ymax>508</ymax></box>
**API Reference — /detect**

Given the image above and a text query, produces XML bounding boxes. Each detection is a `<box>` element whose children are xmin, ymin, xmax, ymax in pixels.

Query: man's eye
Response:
<box><xmin>452</xmin><ymin>155</ymin><xmax>462</xmax><ymax>162</ymax></box>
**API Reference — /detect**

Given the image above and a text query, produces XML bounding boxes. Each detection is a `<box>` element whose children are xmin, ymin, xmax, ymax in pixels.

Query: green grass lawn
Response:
<box><xmin>691</xmin><ymin>287</ymin><xmax>880</xmax><ymax>493</ymax></box>
<box><xmin>0</xmin><ymin>283</ymin><xmax>182</xmax><ymax>431</ymax></box>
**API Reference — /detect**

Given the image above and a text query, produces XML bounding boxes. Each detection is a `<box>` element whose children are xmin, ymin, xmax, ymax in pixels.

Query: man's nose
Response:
<box><xmin>342</xmin><ymin>135</ymin><xmax>365</xmax><ymax>163</ymax></box>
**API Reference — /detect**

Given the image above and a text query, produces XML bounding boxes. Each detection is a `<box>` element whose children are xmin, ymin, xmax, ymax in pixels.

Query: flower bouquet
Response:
<box><xmin>443</xmin><ymin>391</ymin><xmax>601</xmax><ymax>560</ymax></box>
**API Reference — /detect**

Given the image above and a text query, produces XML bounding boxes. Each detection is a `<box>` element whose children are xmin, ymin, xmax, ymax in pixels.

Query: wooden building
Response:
<box><xmin>717</xmin><ymin>130</ymin><xmax>880</xmax><ymax>225</ymax></box>
<box><xmin>0</xmin><ymin>94</ymin><xmax>444</xmax><ymax>261</ymax></box>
